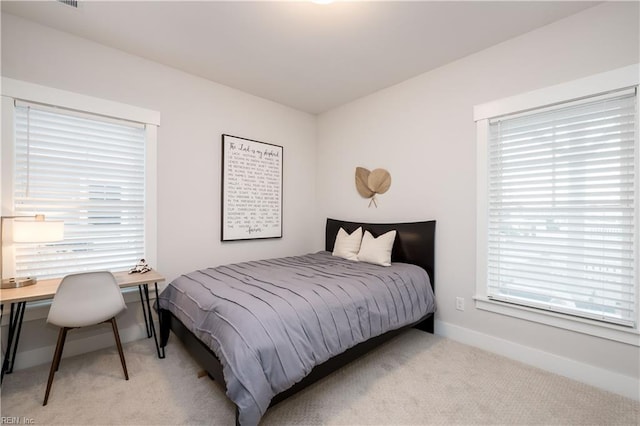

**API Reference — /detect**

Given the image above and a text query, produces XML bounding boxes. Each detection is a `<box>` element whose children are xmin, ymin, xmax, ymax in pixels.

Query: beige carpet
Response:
<box><xmin>1</xmin><ymin>329</ymin><xmax>638</xmax><ymax>425</ymax></box>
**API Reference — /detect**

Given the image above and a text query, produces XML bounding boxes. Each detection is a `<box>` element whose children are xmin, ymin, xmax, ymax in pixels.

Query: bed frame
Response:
<box><xmin>158</xmin><ymin>218</ymin><xmax>436</xmax><ymax>422</ymax></box>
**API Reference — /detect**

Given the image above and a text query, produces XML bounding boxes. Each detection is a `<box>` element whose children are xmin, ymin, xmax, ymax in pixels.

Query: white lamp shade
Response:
<box><xmin>12</xmin><ymin>219</ymin><xmax>64</xmax><ymax>243</ymax></box>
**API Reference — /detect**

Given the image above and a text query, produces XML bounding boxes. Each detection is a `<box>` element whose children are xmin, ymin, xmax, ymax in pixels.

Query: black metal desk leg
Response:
<box><xmin>1</xmin><ymin>301</ymin><xmax>27</xmax><ymax>383</ymax></box>
<box><xmin>142</xmin><ymin>283</ymin><xmax>165</xmax><ymax>359</ymax></box>
<box><xmin>138</xmin><ymin>285</ymin><xmax>152</xmax><ymax>338</ymax></box>
<box><xmin>153</xmin><ymin>282</ymin><xmax>165</xmax><ymax>358</ymax></box>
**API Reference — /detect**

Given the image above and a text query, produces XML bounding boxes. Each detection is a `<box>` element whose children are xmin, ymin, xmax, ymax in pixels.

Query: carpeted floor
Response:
<box><xmin>1</xmin><ymin>329</ymin><xmax>638</xmax><ymax>425</ymax></box>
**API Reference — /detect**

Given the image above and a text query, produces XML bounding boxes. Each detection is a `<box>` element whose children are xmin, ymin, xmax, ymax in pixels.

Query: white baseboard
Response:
<box><xmin>2</xmin><ymin>291</ymin><xmax>159</xmax><ymax>372</ymax></box>
<box><xmin>435</xmin><ymin>320</ymin><xmax>640</xmax><ymax>401</ymax></box>
<box><xmin>7</xmin><ymin>315</ymin><xmax>638</xmax><ymax>401</ymax></box>
<box><xmin>8</xmin><ymin>321</ymin><xmax>156</xmax><ymax>372</ymax></box>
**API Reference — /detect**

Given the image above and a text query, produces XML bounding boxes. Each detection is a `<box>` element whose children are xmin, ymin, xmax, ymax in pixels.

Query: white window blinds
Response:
<box><xmin>13</xmin><ymin>102</ymin><xmax>146</xmax><ymax>278</ymax></box>
<box><xmin>487</xmin><ymin>88</ymin><xmax>637</xmax><ymax>327</ymax></box>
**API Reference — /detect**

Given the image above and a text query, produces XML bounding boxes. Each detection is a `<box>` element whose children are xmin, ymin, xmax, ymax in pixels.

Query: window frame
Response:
<box><xmin>1</xmin><ymin>77</ymin><xmax>159</xmax><ymax>278</ymax></box>
<box><xmin>474</xmin><ymin>65</ymin><xmax>640</xmax><ymax>346</ymax></box>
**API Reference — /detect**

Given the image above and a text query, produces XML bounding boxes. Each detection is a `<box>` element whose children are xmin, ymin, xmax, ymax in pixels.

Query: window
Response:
<box><xmin>13</xmin><ymin>103</ymin><xmax>146</xmax><ymax>278</ymax></box>
<box><xmin>475</xmin><ymin>65</ymin><xmax>639</xmax><ymax>343</ymax></box>
<box><xmin>1</xmin><ymin>78</ymin><xmax>159</xmax><ymax>279</ymax></box>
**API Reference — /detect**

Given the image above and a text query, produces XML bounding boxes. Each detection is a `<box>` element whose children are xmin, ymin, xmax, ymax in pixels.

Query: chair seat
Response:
<box><xmin>48</xmin><ymin>304</ymin><xmax>125</xmax><ymax>328</ymax></box>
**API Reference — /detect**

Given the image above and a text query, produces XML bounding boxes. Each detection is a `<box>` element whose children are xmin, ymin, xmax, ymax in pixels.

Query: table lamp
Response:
<box><xmin>1</xmin><ymin>214</ymin><xmax>64</xmax><ymax>289</ymax></box>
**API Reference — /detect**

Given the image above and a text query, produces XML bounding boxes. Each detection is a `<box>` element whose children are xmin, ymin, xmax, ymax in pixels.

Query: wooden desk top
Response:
<box><xmin>0</xmin><ymin>270</ymin><xmax>165</xmax><ymax>304</ymax></box>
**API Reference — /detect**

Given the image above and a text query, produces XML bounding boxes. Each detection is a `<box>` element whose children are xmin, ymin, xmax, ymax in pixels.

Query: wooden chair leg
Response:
<box><xmin>110</xmin><ymin>317</ymin><xmax>129</xmax><ymax>380</ymax></box>
<box><xmin>54</xmin><ymin>327</ymin><xmax>69</xmax><ymax>372</ymax></box>
<box><xmin>44</xmin><ymin>327</ymin><xmax>68</xmax><ymax>406</ymax></box>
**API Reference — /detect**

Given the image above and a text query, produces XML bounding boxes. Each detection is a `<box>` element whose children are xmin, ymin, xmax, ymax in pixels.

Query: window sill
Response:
<box><xmin>474</xmin><ymin>296</ymin><xmax>640</xmax><ymax>347</ymax></box>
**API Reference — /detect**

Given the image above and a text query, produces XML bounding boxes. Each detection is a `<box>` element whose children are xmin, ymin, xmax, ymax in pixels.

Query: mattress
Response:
<box><xmin>158</xmin><ymin>251</ymin><xmax>435</xmax><ymax>425</ymax></box>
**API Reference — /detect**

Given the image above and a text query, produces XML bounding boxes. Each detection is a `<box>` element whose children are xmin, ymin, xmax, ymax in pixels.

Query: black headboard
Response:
<box><xmin>325</xmin><ymin>218</ymin><xmax>436</xmax><ymax>291</ymax></box>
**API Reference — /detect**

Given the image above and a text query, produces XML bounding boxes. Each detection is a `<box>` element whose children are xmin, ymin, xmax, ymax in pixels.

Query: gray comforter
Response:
<box><xmin>158</xmin><ymin>251</ymin><xmax>435</xmax><ymax>425</ymax></box>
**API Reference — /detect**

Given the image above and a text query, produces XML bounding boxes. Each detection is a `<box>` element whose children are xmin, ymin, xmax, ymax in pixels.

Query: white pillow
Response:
<box><xmin>332</xmin><ymin>227</ymin><xmax>363</xmax><ymax>261</ymax></box>
<box><xmin>357</xmin><ymin>230</ymin><xmax>396</xmax><ymax>266</ymax></box>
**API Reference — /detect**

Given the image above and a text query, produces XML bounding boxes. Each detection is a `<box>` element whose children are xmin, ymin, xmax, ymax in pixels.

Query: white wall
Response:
<box><xmin>1</xmin><ymin>13</ymin><xmax>318</xmax><ymax>369</ymax></box>
<box><xmin>2</xmin><ymin>2</ymin><xmax>640</xmax><ymax>401</ymax></box>
<box><xmin>316</xmin><ymin>2</ymin><xmax>640</xmax><ymax>398</ymax></box>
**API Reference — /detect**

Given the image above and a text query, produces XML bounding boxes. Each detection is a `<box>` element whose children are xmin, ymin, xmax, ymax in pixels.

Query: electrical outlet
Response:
<box><xmin>456</xmin><ymin>297</ymin><xmax>465</xmax><ymax>311</ymax></box>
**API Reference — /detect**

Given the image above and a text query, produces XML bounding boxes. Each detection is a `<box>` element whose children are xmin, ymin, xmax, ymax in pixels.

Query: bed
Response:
<box><xmin>157</xmin><ymin>218</ymin><xmax>436</xmax><ymax>425</ymax></box>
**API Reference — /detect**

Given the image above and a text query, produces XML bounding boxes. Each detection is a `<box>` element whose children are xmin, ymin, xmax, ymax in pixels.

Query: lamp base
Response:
<box><xmin>1</xmin><ymin>277</ymin><xmax>38</xmax><ymax>289</ymax></box>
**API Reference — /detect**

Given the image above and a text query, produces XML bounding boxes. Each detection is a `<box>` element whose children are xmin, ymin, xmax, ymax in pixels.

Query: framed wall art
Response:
<box><xmin>221</xmin><ymin>134</ymin><xmax>283</xmax><ymax>241</ymax></box>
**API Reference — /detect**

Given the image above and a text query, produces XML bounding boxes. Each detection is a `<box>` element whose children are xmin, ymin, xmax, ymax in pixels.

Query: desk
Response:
<box><xmin>0</xmin><ymin>270</ymin><xmax>165</xmax><ymax>382</ymax></box>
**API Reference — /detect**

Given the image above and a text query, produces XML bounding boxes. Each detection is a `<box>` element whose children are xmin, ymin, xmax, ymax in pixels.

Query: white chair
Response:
<box><xmin>43</xmin><ymin>271</ymin><xmax>129</xmax><ymax>405</ymax></box>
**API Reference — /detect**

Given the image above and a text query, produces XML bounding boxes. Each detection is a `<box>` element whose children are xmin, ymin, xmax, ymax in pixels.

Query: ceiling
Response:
<box><xmin>2</xmin><ymin>1</ymin><xmax>600</xmax><ymax>114</ymax></box>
